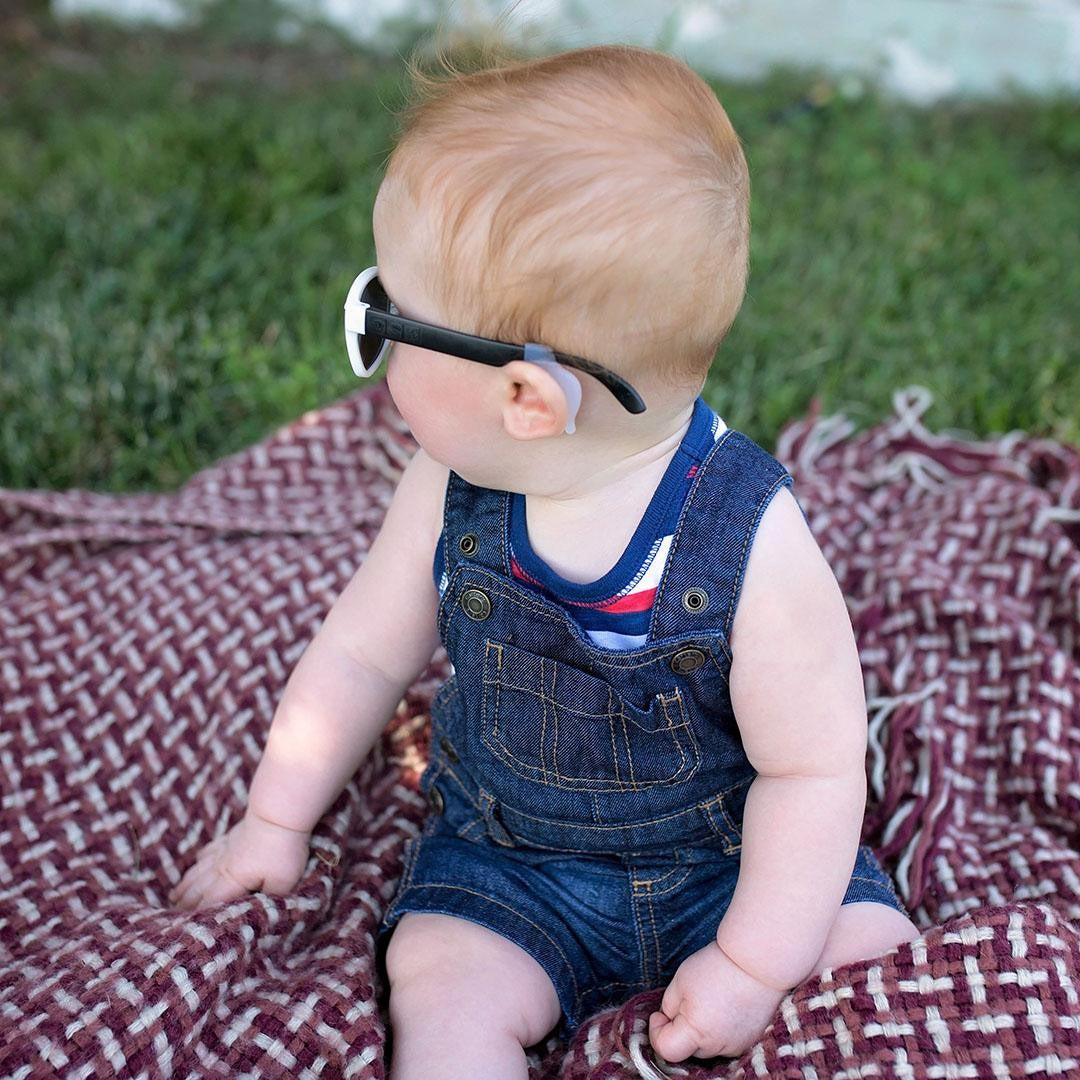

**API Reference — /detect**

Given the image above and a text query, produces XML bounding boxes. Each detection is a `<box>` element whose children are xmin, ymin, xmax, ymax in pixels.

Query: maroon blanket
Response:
<box><xmin>2</xmin><ymin>385</ymin><xmax>1077</xmax><ymax>1078</ymax></box>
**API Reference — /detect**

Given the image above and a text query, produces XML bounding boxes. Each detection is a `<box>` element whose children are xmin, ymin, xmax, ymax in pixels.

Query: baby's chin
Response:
<box><xmin>427</xmin><ymin>451</ymin><xmax>523</xmax><ymax>495</ymax></box>
<box><xmin>417</xmin><ymin>437</ymin><xmax>537</xmax><ymax>496</ymax></box>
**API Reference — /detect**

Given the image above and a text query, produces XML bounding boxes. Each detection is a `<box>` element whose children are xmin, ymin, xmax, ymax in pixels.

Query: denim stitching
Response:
<box><xmin>482</xmin><ymin>718</ymin><xmax>699</xmax><ymax>792</ymax></box>
<box><xmin>630</xmin><ymin>866</ymin><xmax>692</xmax><ymax>898</ymax></box>
<box><xmin>546</xmin><ymin>658</ymin><xmax>559</xmax><ymax>785</ymax></box>
<box><xmin>456</xmin><ymin>818</ymin><xmax>486</xmax><ymax>841</ymax></box>
<box><xmin>446</xmin><ymin>569</ymin><xmax>730</xmax><ymax>671</ymax></box>
<box><xmin>714</xmin><ymin>794</ymin><xmax>745</xmax><ymax>849</ymax></box>
<box><xmin>486</xmin><ymin>676</ymin><xmax>692</xmax><ymax>731</ymax></box>
<box><xmin>503</xmin><ymin>798</ymin><xmax>711</xmax><ymax>832</ymax></box>
<box><xmin>638</xmin><ymin>884</ymin><xmax>661</xmax><ymax>985</ymax></box>
<box><xmin>607</xmin><ymin>686</ymin><xmax>624</xmax><ymax>787</ymax></box>
<box><xmin>442</xmin><ymin>472</ymin><xmax>457</xmax><ymax>580</ymax></box>
<box><xmin>383</xmin><ymin>833</ymin><xmax>423</xmax><ymax>923</ymax></box>
<box><xmin>537</xmin><ymin>652</ymin><xmax>552</xmax><ymax>781</ymax></box>
<box><xmin>630</xmin><ymin>884</ymin><xmax>652</xmax><ymax>991</ymax></box>
<box><xmin>498</xmin><ymin>488</ymin><xmax>511</xmax><ymax>575</ymax></box>
<box><xmin>439</xmin><ymin>760</ymin><xmax>485</xmax><ymax>814</ymax></box>
<box><xmin>481</xmin><ymin>643</ymin><xmax>701</xmax><ymax>792</ymax></box>
<box><xmin>648</xmin><ymin>429</ymin><xmax>735</xmax><ymax>643</ymax></box>
<box><xmin>392</xmin><ymin>882</ymin><xmax>581</xmax><ymax>1000</ymax></box>
<box><xmin>616</xmin><ymin>689</ymin><xmax>634</xmax><ymax>787</ymax></box>
<box><xmin>583</xmin><ymin>980</ymin><xmax>643</xmax><ymax>996</ymax></box>
<box><xmin>847</xmin><ymin>873</ymin><xmax>903</xmax><ymax>902</ymax></box>
<box><xmin>703</xmin><ymin>801</ymin><xmax>742</xmax><ymax>855</ymax></box>
<box><xmin>660</xmin><ymin>691</ymin><xmax>690</xmax><ymax>779</ymax></box>
<box><xmin>482</xmin><ymin>641</ymin><xmax>499</xmax><ymax>761</ymax></box>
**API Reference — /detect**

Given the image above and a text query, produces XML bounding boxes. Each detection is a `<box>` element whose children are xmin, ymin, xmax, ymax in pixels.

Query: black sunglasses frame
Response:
<box><xmin>351</xmin><ymin>272</ymin><xmax>646</xmax><ymax>415</ymax></box>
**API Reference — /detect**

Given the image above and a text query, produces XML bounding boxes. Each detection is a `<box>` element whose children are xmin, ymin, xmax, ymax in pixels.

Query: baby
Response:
<box><xmin>170</xmin><ymin>45</ymin><xmax>919</xmax><ymax>1076</ymax></box>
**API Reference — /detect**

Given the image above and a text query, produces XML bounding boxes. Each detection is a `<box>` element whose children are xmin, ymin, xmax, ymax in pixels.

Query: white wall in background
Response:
<box><xmin>52</xmin><ymin>0</ymin><xmax>1080</xmax><ymax>102</ymax></box>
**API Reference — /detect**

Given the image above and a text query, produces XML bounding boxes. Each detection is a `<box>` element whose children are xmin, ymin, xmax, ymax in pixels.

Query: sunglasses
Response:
<box><xmin>343</xmin><ymin>267</ymin><xmax>646</xmax><ymax>414</ymax></box>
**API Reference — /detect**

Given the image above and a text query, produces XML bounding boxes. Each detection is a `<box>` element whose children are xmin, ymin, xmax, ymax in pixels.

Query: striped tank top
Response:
<box><xmin>437</xmin><ymin>397</ymin><xmax>726</xmax><ymax>650</ymax></box>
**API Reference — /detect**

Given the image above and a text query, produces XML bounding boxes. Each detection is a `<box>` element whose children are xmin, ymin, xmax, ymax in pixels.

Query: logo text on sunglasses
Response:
<box><xmin>368</xmin><ymin>313</ymin><xmax>423</xmax><ymax>346</ymax></box>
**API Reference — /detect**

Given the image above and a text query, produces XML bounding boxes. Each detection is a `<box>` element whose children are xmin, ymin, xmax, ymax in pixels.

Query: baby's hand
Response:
<box><xmin>648</xmin><ymin>940</ymin><xmax>787</xmax><ymax>1063</ymax></box>
<box><xmin>168</xmin><ymin>813</ymin><xmax>311</xmax><ymax>910</ymax></box>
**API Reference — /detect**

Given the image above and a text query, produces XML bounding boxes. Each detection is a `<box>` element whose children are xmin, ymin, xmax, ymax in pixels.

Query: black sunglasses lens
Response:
<box><xmin>360</xmin><ymin>275</ymin><xmax>390</xmax><ymax>370</ymax></box>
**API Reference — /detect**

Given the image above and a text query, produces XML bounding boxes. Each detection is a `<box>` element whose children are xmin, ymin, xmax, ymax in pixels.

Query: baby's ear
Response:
<box><xmin>499</xmin><ymin>360</ymin><xmax>572</xmax><ymax>441</ymax></box>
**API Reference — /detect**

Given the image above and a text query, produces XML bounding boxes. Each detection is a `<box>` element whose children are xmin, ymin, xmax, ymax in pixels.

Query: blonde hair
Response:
<box><xmin>381</xmin><ymin>44</ymin><xmax>749</xmax><ymax>386</ymax></box>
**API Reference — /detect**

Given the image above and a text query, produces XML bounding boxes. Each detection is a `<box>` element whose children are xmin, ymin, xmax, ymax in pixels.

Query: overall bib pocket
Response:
<box><xmin>481</xmin><ymin>639</ymin><xmax>700</xmax><ymax>791</ymax></box>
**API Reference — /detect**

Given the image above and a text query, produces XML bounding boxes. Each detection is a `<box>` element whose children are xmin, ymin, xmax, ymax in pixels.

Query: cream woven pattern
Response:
<box><xmin>2</xmin><ymin>386</ymin><xmax>1077</xmax><ymax>1078</ymax></box>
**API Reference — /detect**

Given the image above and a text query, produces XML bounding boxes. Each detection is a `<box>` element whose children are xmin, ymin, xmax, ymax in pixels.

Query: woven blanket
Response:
<box><xmin>1</xmin><ymin>385</ymin><xmax>1077</xmax><ymax>1079</ymax></box>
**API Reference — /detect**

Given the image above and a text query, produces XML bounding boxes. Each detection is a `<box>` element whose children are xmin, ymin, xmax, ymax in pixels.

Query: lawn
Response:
<box><xmin>1</xmin><ymin>13</ymin><xmax>1077</xmax><ymax>492</ymax></box>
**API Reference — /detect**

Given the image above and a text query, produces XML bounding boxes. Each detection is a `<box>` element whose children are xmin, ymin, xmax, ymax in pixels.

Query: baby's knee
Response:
<box><xmin>385</xmin><ymin>913</ymin><xmax>560</xmax><ymax>1046</ymax></box>
<box><xmin>813</xmin><ymin>902</ymin><xmax>920</xmax><ymax>973</ymax></box>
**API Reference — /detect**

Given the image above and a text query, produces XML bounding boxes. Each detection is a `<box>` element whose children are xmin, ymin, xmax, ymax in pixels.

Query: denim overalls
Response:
<box><xmin>382</xmin><ymin>419</ymin><xmax>907</xmax><ymax>1028</ymax></box>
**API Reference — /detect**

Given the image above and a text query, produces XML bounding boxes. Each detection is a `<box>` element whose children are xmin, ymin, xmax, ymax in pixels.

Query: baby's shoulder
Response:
<box><xmin>390</xmin><ymin>448</ymin><xmax>450</xmax><ymax>547</ymax></box>
<box><xmin>744</xmin><ymin>484</ymin><xmax>828</xmax><ymax>588</ymax></box>
<box><xmin>731</xmin><ymin>484</ymin><xmax>847</xmax><ymax>647</ymax></box>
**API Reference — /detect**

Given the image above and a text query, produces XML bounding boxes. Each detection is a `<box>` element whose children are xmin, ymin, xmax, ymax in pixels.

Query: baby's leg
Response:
<box><xmin>812</xmin><ymin>901</ymin><xmax>920</xmax><ymax>973</ymax></box>
<box><xmin>385</xmin><ymin>912</ymin><xmax>562</xmax><ymax>1080</ymax></box>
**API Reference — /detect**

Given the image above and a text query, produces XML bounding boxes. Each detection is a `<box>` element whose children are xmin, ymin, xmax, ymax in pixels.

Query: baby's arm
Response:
<box><xmin>169</xmin><ymin>448</ymin><xmax>447</xmax><ymax>909</ymax></box>
<box><xmin>650</xmin><ymin>486</ymin><xmax>868</xmax><ymax>1059</ymax></box>
<box><xmin>718</xmin><ymin>486</ymin><xmax>869</xmax><ymax>987</ymax></box>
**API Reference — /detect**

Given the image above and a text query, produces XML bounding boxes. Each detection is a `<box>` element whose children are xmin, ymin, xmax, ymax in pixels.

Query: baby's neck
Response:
<box><xmin>519</xmin><ymin>402</ymin><xmax>695</xmax><ymax>584</ymax></box>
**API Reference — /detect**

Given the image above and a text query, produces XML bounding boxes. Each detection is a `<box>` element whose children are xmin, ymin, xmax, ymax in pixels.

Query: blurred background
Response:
<box><xmin>1</xmin><ymin>0</ymin><xmax>1077</xmax><ymax>492</ymax></box>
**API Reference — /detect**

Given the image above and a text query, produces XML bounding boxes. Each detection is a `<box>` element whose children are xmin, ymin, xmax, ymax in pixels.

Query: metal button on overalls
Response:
<box><xmin>670</xmin><ymin>647</ymin><xmax>706</xmax><ymax>674</ymax></box>
<box><xmin>461</xmin><ymin>588</ymin><xmax>492</xmax><ymax>621</ymax></box>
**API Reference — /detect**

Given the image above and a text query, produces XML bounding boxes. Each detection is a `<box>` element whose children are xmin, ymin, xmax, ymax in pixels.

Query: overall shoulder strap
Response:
<box><xmin>648</xmin><ymin>431</ymin><xmax>793</xmax><ymax>642</ymax></box>
<box><xmin>440</xmin><ymin>470</ymin><xmax>513</xmax><ymax>580</ymax></box>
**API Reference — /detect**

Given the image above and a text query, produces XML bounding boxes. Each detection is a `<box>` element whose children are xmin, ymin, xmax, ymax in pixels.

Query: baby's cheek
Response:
<box><xmin>385</xmin><ymin>352</ymin><xmax>425</xmax><ymax>428</ymax></box>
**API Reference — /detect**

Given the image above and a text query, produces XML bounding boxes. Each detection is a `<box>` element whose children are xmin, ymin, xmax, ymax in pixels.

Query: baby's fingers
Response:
<box><xmin>169</xmin><ymin>863</ymin><xmax>251</xmax><ymax>910</ymax></box>
<box><xmin>193</xmin><ymin>869</ymin><xmax>258</xmax><ymax>909</ymax></box>
<box><xmin>648</xmin><ymin>1009</ymin><xmax>701</xmax><ymax>1064</ymax></box>
<box><xmin>168</xmin><ymin>859</ymin><xmax>218</xmax><ymax>909</ymax></box>
<box><xmin>168</xmin><ymin>873</ymin><xmax>204</xmax><ymax>910</ymax></box>
<box><xmin>168</xmin><ymin>843</ymin><xmax>230</xmax><ymax>908</ymax></box>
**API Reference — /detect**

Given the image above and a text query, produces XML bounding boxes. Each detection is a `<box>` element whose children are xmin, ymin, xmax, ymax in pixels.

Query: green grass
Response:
<box><xmin>1</xmin><ymin>16</ymin><xmax>1077</xmax><ymax>492</ymax></box>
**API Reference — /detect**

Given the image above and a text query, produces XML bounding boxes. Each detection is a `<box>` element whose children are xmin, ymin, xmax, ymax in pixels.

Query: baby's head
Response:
<box><xmin>373</xmin><ymin>44</ymin><xmax>749</xmax><ymax>419</ymax></box>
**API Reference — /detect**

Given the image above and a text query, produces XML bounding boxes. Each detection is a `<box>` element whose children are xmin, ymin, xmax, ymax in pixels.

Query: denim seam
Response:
<box><xmin>630</xmin><ymin>885</ymin><xmax>653</xmax><ymax>991</ymax></box>
<box><xmin>583</xmin><ymin>979</ymin><xmax>645</xmax><ymax>996</ymax></box>
<box><xmin>482</xmin><ymin>648</ymin><xmax>702</xmax><ymax>793</ymax></box>
<box><xmin>546</xmin><ymin>658</ymin><xmax>559</xmax><ymax>786</ymax></box>
<box><xmin>487</xmin><ymin>678</ymin><xmax>693</xmax><ymax>732</ymax></box>
<box><xmin>630</xmin><ymin>866</ymin><xmax>692</xmax><ymax>898</ymax></box>
<box><xmin>440</xmin><ymin>761</ymin><xmax>485</xmax><ymax>815</ymax></box>
<box><xmin>502</xmin><ymin>799</ymin><xmax>708</xmax><ymax>832</ymax></box>
<box><xmin>648</xmin><ymin>429</ymin><xmax>736</xmax><ymax>645</ymax></box>
<box><xmin>712</xmin><ymin>793</ymin><xmax>745</xmax><ymax>852</ymax></box>
<box><xmin>607</xmin><ymin>686</ymin><xmax>624</xmax><ymax>787</ymax></box>
<box><xmin>456</xmin><ymin>819</ymin><xmax>486</xmax><ymax>841</ymax></box>
<box><xmin>389</xmin><ymin>882</ymin><xmax>581</xmax><ymax>1002</ymax></box>
<box><xmin>383</xmin><ymin>833</ymin><xmax>423</xmax><ymax>924</ymax></box>
<box><xmin>447</xmin><ymin>570</ymin><xmax>730</xmax><ymax>670</ymax></box>
<box><xmin>639</xmin><ymin>885</ymin><xmax>661</xmax><ymax>986</ymax></box>
<box><xmin>498</xmin><ymin>488</ymin><xmax>511</xmax><ymax>575</ymax></box>
<box><xmin>701</xmin><ymin>803</ymin><xmax>737</xmax><ymax>854</ymax></box>
<box><xmin>431</xmin><ymin>677</ymin><xmax>459</xmax><ymax>714</ymax></box>
<box><xmin>663</xmin><ymin>691</ymin><xmax>695</xmax><ymax>780</ymax></box>
<box><xmin>485</xmin><ymin>772</ymin><xmax>754</xmax><ymax>831</ymax></box>
<box><xmin>848</xmin><ymin>873</ymin><xmax>902</xmax><ymax>900</ymax></box>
